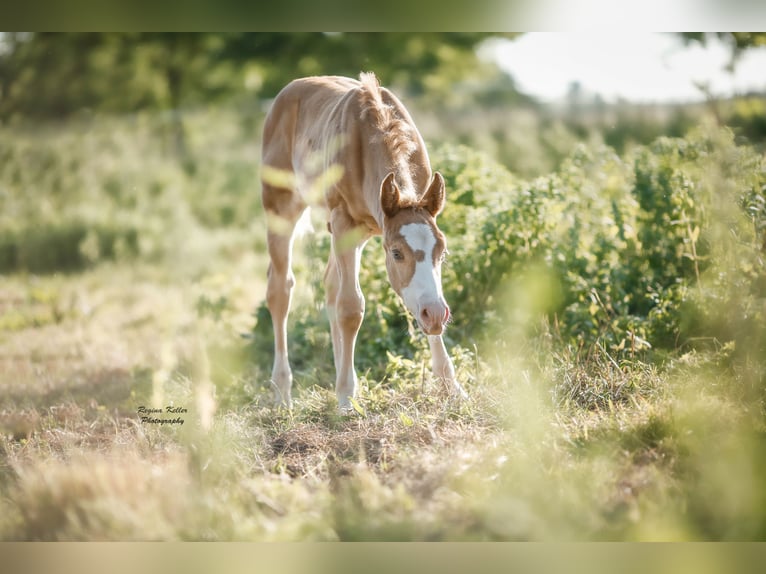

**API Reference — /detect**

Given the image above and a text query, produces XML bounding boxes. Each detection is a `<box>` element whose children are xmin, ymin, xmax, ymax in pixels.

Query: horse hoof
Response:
<box><xmin>336</xmin><ymin>397</ymin><xmax>359</xmax><ymax>416</ymax></box>
<box><xmin>449</xmin><ymin>381</ymin><xmax>469</xmax><ymax>401</ymax></box>
<box><xmin>273</xmin><ymin>395</ymin><xmax>292</xmax><ymax>410</ymax></box>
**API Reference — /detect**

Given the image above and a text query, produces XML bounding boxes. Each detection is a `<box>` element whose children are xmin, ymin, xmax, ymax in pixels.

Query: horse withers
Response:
<box><xmin>261</xmin><ymin>72</ymin><xmax>466</xmax><ymax>410</ymax></box>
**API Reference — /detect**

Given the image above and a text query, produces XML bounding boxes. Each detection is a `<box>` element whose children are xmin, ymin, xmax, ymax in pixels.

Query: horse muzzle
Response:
<box><xmin>417</xmin><ymin>301</ymin><xmax>450</xmax><ymax>336</ymax></box>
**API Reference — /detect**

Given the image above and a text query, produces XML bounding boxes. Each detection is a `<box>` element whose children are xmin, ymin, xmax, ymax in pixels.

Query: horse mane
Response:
<box><xmin>358</xmin><ymin>72</ymin><xmax>418</xmax><ymax>162</ymax></box>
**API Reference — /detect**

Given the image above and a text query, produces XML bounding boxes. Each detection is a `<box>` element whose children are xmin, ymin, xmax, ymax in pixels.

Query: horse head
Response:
<box><xmin>380</xmin><ymin>171</ymin><xmax>451</xmax><ymax>336</ymax></box>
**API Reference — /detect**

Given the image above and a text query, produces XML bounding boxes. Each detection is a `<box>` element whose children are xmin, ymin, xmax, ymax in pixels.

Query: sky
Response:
<box><xmin>485</xmin><ymin>33</ymin><xmax>766</xmax><ymax>104</ymax></box>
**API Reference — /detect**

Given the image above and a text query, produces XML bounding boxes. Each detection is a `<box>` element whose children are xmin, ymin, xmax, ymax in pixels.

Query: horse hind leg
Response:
<box><xmin>263</xmin><ymin>183</ymin><xmax>306</xmax><ymax>408</ymax></box>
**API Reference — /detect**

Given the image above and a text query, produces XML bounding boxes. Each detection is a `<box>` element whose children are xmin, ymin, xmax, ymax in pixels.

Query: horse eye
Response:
<box><xmin>391</xmin><ymin>249</ymin><xmax>404</xmax><ymax>261</ymax></box>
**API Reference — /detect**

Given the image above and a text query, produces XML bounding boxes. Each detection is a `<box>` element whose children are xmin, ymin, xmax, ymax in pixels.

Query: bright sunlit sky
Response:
<box><xmin>485</xmin><ymin>33</ymin><xmax>766</xmax><ymax>104</ymax></box>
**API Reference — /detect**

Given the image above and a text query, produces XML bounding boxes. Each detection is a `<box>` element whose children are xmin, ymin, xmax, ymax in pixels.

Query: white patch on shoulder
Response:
<box><xmin>399</xmin><ymin>223</ymin><xmax>442</xmax><ymax>313</ymax></box>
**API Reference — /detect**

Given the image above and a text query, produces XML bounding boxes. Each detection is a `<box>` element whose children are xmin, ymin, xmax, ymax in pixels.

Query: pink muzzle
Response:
<box><xmin>419</xmin><ymin>301</ymin><xmax>451</xmax><ymax>335</ymax></box>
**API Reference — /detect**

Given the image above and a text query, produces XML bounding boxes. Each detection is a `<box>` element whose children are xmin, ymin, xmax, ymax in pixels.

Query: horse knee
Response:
<box><xmin>266</xmin><ymin>268</ymin><xmax>295</xmax><ymax>312</ymax></box>
<box><xmin>339</xmin><ymin>311</ymin><xmax>363</xmax><ymax>333</ymax></box>
<box><xmin>336</xmin><ymin>295</ymin><xmax>364</xmax><ymax>332</ymax></box>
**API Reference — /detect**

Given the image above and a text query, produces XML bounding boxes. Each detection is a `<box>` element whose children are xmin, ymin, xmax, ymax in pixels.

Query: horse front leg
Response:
<box><xmin>428</xmin><ymin>335</ymin><xmax>467</xmax><ymax>399</ymax></box>
<box><xmin>329</xmin><ymin>209</ymin><xmax>368</xmax><ymax>411</ymax></box>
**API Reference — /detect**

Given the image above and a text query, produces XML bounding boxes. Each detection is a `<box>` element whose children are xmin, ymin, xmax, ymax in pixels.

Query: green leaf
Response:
<box><xmin>349</xmin><ymin>397</ymin><xmax>366</xmax><ymax>418</ymax></box>
<box><xmin>690</xmin><ymin>225</ymin><xmax>700</xmax><ymax>243</ymax></box>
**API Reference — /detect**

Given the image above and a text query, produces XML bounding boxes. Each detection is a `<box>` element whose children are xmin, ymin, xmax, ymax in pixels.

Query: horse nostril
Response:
<box><xmin>421</xmin><ymin>308</ymin><xmax>430</xmax><ymax>323</ymax></box>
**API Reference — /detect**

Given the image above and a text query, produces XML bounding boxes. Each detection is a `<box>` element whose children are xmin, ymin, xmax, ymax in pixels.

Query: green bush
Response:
<box><xmin>433</xmin><ymin>128</ymin><xmax>765</xmax><ymax>362</ymax></box>
<box><xmin>253</xmin><ymin>128</ymin><xmax>765</xmax><ymax>387</ymax></box>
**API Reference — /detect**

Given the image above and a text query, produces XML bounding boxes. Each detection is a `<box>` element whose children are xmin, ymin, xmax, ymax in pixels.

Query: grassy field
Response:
<box><xmin>1</xmin><ymin>106</ymin><xmax>765</xmax><ymax>541</ymax></box>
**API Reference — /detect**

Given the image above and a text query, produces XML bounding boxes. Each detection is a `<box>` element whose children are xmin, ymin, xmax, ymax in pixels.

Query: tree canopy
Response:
<box><xmin>0</xmin><ymin>33</ymin><xmax>522</xmax><ymax>122</ymax></box>
<box><xmin>680</xmin><ymin>32</ymin><xmax>766</xmax><ymax>71</ymax></box>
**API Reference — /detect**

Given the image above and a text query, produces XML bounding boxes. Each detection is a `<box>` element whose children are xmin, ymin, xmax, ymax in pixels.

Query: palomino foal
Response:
<box><xmin>261</xmin><ymin>72</ymin><xmax>466</xmax><ymax>410</ymax></box>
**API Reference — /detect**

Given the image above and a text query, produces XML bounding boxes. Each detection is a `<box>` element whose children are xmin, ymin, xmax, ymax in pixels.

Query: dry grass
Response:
<box><xmin>8</xmin><ymin>451</ymin><xmax>191</xmax><ymax>540</ymax></box>
<box><xmin>0</xmin><ymin>259</ymin><xmax>480</xmax><ymax>540</ymax></box>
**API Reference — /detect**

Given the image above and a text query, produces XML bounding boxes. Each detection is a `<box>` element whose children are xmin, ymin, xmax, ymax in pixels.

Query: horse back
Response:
<box><xmin>261</xmin><ymin>75</ymin><xmax>430</xmax><ymax>231</ymax></box>
<box><xmin>262</xmin><ymin>76</ymin><xmax>359</xmax><ymax>168</ymax></box>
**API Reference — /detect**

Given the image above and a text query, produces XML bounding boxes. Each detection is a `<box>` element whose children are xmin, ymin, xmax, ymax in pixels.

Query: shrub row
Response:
<box><xmin>0</xmin><ymin>222</ymin><xmax>139</xmax><ymax>273</ymax></box>
<box><xmin>271</xmin><ymin>129</ymin><xmax>763</xmax><ymax>376</ymax></box>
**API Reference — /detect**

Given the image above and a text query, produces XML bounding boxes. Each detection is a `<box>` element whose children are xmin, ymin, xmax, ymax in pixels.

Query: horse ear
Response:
<box><xmin>380</xmin><ymin>172</ymin><xmax>400</xmax><ymax>218</ymax></box>
<box><xmin>420</xmin><ymin>171</ymin><xmax>445</xmax><ymax>218</ymax></box>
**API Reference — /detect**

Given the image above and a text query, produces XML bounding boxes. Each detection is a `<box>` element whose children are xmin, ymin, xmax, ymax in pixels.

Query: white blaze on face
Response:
<box><xmin>399</xmin><ymin>223</ymin><xmax>443</xmax><ymax>315</ymax></box>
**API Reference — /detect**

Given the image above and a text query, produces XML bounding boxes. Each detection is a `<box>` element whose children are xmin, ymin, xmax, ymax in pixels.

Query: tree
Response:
<box><xmin>680</xmin><ymin>33</ymin><xmax>766</xmax><ymax>72</ymax></box>
<box><xmin>0</xmin><ymin>33</ymin><xmax>522</xmax><ymax>123</ymax></box>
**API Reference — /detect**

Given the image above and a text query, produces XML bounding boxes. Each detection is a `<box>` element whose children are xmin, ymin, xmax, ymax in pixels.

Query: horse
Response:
<box><xmin>260</xmin><ymin>72</ymin><xmax>466</xmax><ymax>410</ymax></box>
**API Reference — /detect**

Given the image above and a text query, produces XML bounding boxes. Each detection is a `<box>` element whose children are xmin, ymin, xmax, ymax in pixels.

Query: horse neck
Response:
<box><xmin>361</xmin><ymin>138</ymin><xmax>428</xmax><ymax>231</ymax></box>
